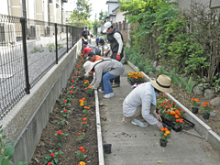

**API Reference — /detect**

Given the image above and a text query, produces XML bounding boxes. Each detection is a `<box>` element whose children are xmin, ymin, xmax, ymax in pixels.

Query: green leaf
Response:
<box><xmin>54</xmin><ymin>157</ymin><xmax>58</xmax><ymax>164</ymax></box>
<box><xmin>16</xmin><ymin>162</ymin><xmax>27</xmax><ymax>165</ymax></box>
<box><xmin>157</xmin><ymin>160</ymin><xmax>163</xmax><ymax>163</ymax></box>
<box><xmin>4</xmin><ymin>145</ymin><xmax>14</xmax><ymax>157</ymax></box>
<box><xmin>9</xmin><ymin>160</ymin><xmax>14</xmax><ymax>165</ymax></box>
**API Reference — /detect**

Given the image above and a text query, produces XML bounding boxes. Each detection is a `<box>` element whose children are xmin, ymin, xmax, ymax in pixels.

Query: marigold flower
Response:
<box><xmin>203</xmin><ymin>102</ymin><xmax>209</xmax><ymax>107</ymax></box>
<box><xmin>79</xmin><ymin>161</ymin><xmax>86</xmax><ymax>165</ymax></box>
<box><xmin>64</xmin><ymin>109</ymin><xmax>67</xmax><ymax>112</ymax></box>
<box><xmin>60</xmin><ymin>118</ymin><xmax>62</xmax><ymax>121</ymax></box>
<box><xmin>57</xmin><ymin>130</ymin><xmax>64</xmax><ymax>135</ymax></box>
<box><xmin>63</xmin><ymin>100</ymin><xmax>67</xmax><ymax>103</ymax></box>
<box><xmin>79</xmin><ymin>146</ymin><xmax>84</xmax><ymax>151</ymax></box>
<box><xmin>77</xmin><ymin>64</ymin><xmax>80</xmax><ymax>68</ymax></box>
<box><xmin>77</xmin><ymin>71</ymin><xmax>79</xmax><ymax>74</ymax></box>
<box><xmin>81</xmin><ymin>149</ymin><xmax>85</xmax><ymax>153</ymax></box>
<box><xmin>84</xmin><ymin>106</ymin><xmax>90</xmax><ymax>110</ymax></box>
<box><xmin>164</xmin><ymin>133</ymin><xmax>167</xmax><ymax>136</ymax></box>
<box><xmin>164</xmin><ymin>128</ymin><xmax>168</xmax><ymax>131</ymax></box>
<box><xmin>82</xmin><ymin>130</ymin><xmax>85</xmax><ymax>132</ymax></box>
<box><xmin>47</xmin><ymin>162</ymin><xmax>52</xmax><ymax>165</ymax></box>
<box><xmin>70</xmin><ymin>90</ymin><xmax>74</xmax><ymax>93</ymax></box>
<box><xmin>82</xmin><ymin>98</ymin><xmax>86</xmax><ymax>101</ymax></box>
<box><xmin>83</xmin><ymin>117</ymin><xmax>87</xmax><ymax>121</ymax></box>
<box><xmin>82</xmin><ymin>122</ymin><xmax>85</xmax><ymax>125</ymax></box>
<box><xmin>78</xmin><ymin>133</ymin><xmax>81</xmax><ymax>136</ymax></box>
<box><xmin>50</xmin><ymin>153</ymin><xmax>54</xmax><ymax>157</ymax></box>
<box><xmin>165</xmin><ymin>131</ymin><xmax>170</xmax><ymax>135</ymax></box>
<box><xmin>72</xmin><ymin>79</ymin><xmax>75</xmax><ymax>83</ymax></box>
<box><xmin>72</xmin><ymin>85</ymin><xmax>74</xmax><ymax>88</ymax></box>
<box><xmin>74</xmin><ymin>76</ymin><xmax>76</xmax><ymax>78</ymax></box>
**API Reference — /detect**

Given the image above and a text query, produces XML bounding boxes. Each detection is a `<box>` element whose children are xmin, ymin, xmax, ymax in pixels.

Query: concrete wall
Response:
<box><xmin>0</xmin><ymin>39</ymin><xmax>82</xmax><ymax>163</ymax></box>
<box><xmin>171</xmin><ymin>0</ymin><xmax>210</xmax><ymax>10</ymax></box>
<box><xmin>1</xmin><ymin>0</ymin><xmax>9</xmax><ymax>15</ymax></box>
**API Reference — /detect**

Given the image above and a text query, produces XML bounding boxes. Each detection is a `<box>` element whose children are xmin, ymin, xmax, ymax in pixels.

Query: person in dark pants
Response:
<box><xmin>103</xmin><ymin>22</ymin><xmax>124</xmax><ymax>88</ymax></box>
<box><xmin>81</xmin><ymin>26</ymin><xmax>90</xmax><ymax>52</ymax></box>
<box><xmin>96</xmin><ymin>37</ymin><xmax>105</xmax><ymax>56</ymax></box>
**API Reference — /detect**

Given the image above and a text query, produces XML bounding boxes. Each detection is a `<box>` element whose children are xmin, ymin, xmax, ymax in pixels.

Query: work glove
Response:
<box><xmin>84</xmin><ymin>72</ymin><xmax>89</xmax><ymax>78</ymax></box>
<box><xmin>105</xmin><ymin>50</ymin><xmax>110</xmax><ymax>56</ymax></box>
<box><xmin>116</xmin><ymin>54</ymin><xmax>121</xmax><ymax>61</ymax></box>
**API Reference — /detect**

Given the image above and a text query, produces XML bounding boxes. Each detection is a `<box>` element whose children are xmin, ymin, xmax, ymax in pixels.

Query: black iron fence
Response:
<box><xmin>0</xmin><ymin>14</ymin><xmax>83</xmax><ymax>118</ymax></box>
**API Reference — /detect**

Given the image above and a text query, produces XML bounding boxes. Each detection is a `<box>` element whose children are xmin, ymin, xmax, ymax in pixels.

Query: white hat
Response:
<box><xmin>103</xmin><ymin>22</ymin><xmax>112</xmax><ymax>33</ymax></box>
<box><xmin>83</xmin><ymin>60</ymin><xmax>101</xmax><ymax>73</ymax></box>
<box><xmin>150</xmin><ymin>75</ymin><xmax>173</xmax><ymax>93</ymax></box>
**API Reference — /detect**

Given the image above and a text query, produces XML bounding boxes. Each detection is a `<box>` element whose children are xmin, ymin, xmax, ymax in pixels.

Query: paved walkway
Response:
<box><xmin>99</xmin><ymin>64</ymin><xmax>220</xmax><ymax>165</ymax></box>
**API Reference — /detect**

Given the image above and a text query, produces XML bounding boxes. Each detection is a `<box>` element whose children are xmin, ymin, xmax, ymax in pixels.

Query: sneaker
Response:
<box><xmin>112</xmin><ymin>84</ymin><xmax>120</xmax><ymax>88</ymax></box>
<box><xmin>131</xmin><ymin>118</ymin><xmax>148</xmax><ymax>127</ymax></box>
<box><xmin>98</xmin><ymin>89</ymin><xmax>105</xmax><ymax>94</ymax></box>
<box><xmin>103</xmin><ymin>93</ymin><xmax>114</xmax><ymax>99</ymax></box>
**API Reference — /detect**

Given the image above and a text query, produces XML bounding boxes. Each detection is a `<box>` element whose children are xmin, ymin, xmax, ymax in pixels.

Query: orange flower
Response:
<box><xmin>164</xmin><ymin>133</ymin><xmax>167</xmax><ymax>136</ymax></box>
<box><xmin>78</xmin><ymin>133</ymin><xmax>81</xmax><ymax>136</ymax></box>
<box><xmin>82</xmin><ymin>130</ymin><xmax>85</xmax><ymax>132</ymax></box>
<box><xmin>81</xmin><ymin>149</ymin><xmax>85</xmax><ymax>153</ymax></box>
<box><xmin>79</xmin><ymin>146</ymin><xmax>84</xmax><ymax>151</ymax></box>
<box><xmin>82</xmin><ymin>122</ymin><xmax>85</xmax><ymax>125</ymax></box>
<box><xmin>82</xmin><ymin>98</ymin><xmax>86</xmax><ymax>101</ymax></box>
<box><xmin>57</xmin><ymin>130</ymin><xmax>64</xmax><ymax>135</ymax></box>
<box><xmin>83</xmin><ymin>117</ymin><xmax>87</xmax><ymax>121</ymax></box>
<box><xmin>203</xmin><ymin>102</ymin><xmax>209</xmax><ymax>107</ymax></box>
<box><xmin>84</xmin><ymin>106</ymin><xmax>90</xmax><ymax>110</ymax></box>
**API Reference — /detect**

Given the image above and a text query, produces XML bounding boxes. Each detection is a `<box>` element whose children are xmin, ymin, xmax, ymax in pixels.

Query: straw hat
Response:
<box><xmin>150</xmin><ymin>75</ymin><xmax>173</xmax><ymax>93</ymax></box>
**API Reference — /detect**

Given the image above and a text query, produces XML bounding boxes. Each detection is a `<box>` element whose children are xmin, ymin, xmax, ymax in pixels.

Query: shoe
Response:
<box><xmin>98</xmin><ymin>89</ymin><xmax>105</xmax><ymax>94</ymax></box>
<box><xmin>131</xmin><ymin>118</ymin><xmax>148</xmax><ymax>127</ymax></box>
<box><xmin>112</xmin><ymin>84</ymin><xmax>120</xmax><ymax>88</ymax></box>
<box><xmin>103</xmin><ymin>93</ymin><xmax>114</xmax><ymax>99</ymax></box>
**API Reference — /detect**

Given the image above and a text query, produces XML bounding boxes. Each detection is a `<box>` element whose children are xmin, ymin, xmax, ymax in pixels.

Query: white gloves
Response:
<box><xmin>84</xmin><ymin>72</ymin><xmax>89</xmax><ymax>78</ymax></box>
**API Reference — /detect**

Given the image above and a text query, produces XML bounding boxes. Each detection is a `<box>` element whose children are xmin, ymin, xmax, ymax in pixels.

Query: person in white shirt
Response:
<box><xmin>122</xmin><ymin>75</ymin><xmax>173</xmax><ymax>130</ymax></box>
<box><xmin>103</xmin><ymin>22</ymin><xmax>124</xmax><ymax>88</ymax></box>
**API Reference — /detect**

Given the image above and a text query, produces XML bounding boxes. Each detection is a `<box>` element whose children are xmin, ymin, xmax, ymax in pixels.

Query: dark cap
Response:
<box><xmin>88</xmin><ymin>51</ymin><xmax>95</xmax><ymax>57</ymax></box>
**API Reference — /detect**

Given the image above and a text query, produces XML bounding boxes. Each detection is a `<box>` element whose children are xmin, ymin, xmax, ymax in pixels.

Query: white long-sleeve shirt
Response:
<box><xmin>123</xmin><ymin>82</ymin><xmax>158</xmax><ymax>125</ymax></box>
<box><xmin>110</xmin><ymin>33</ymin><xmax>123</xmax><ymax>55</ymax></box>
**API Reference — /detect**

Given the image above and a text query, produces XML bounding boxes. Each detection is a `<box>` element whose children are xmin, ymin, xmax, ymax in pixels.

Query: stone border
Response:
<box><xmin>127</xmin><ymin>61</ymin><xmax>220</xmax><ymax>152</ymax></box>
<box><xmin>94</xmin><ymin>89</ymin><xmax>105</xmax><ymax>165</ymax></box>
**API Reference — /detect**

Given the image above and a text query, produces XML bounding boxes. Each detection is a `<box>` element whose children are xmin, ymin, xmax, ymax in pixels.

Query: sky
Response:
<box><xmin>64</xmin><ymin>0</ymin><xmax>108</xmax><ymax>22</ymax></box>
<box><xmin>88</xmin><ymin>0</ymin><xmax>108</xmax><ymax>21</ymax></box>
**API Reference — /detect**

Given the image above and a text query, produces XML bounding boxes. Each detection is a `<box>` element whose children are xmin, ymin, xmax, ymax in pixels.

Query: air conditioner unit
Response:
<box><xmin>0</xmin><ymin>23</ymin><xmax>16</xmax><ymax>45</ymax></box>
<box><xmin>35</xmin><ymin>25</ymin><xmax>41</xmax><ymax>40</ymax></box>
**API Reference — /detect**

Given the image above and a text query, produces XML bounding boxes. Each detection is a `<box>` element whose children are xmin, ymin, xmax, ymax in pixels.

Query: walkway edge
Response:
<box><xmin>94</xmin><ymin>89</ymin><xmax>105</xmax><ymax>165</ymax></box>
<box><xmin>127</xmin><ymin>61</ymin><xmax>220</xmax><ymax>152</ymax></box>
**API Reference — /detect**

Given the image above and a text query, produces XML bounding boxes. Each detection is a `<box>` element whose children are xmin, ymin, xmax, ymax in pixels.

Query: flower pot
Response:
<box><xmin>202</xmin><ymin>113</ymin><xmax>210</xmax><ymax>120</ymax></box>
<box><xmin>192</xmin><ymin>107</ymin><xmax>199</xmax><ymax>114</ymax></box>
<box><xmin>103</xmin><ymin>144</ymin><xmax>112</xmax><ymax>154</ymax></box>
<box><xmin>162</xmin><ymin>118</ymin><xmax>182</xmax><ymax>132</ymax></box>
<box><xmin>160</xmin><ymin>139</ymin><xmax>167</xmax><ymax>147</ymax></box>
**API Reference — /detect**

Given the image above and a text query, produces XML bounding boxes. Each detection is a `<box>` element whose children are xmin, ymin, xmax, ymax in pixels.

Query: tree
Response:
<box><xmin>92</xmin><ymin>14</ymin><xmax>99</xmax><ymax>35</ymax></box>
<box><xmin>68</xmin><ymin>0</ymin><xmax>92</xmax><ymax>27</ymax></box>
<box><xmin>99</xmin><ymin>10</ymin><xmax>107</xmax><ymax>21</ymax></box>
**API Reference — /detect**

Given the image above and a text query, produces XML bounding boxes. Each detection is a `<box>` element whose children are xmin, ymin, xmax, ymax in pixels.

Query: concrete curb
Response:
<box><xmin>127</xmin><ymin>61</ymin><xmax>220</xmax><ymax>152</ymax></box>
<box><xmin>94</xmin><ymin>89</ymin><xmax>105</xmax><ymax>165</ymax></box>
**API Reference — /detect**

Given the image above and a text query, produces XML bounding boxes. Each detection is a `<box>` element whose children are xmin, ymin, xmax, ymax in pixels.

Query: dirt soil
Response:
<box><xmin>29</xmin><ymin>58</ymin><xmax>98</xmax><ymax>165</ymax></box>
<box><xmin>170</xmin><ymin>84</ymin><xmax>220</xmax><ymax>136</ymax></box>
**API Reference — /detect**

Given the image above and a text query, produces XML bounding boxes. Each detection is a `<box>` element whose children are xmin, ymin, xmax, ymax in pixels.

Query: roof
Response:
<box><xmin>106</xmin><ymin>0</ymin><xmax>118</xmax><ymax>4</ymax></box>
<box><xmin>112</xmin><ymin>4</ymin><xmax>121</xmax><ymax>12</ymax></box>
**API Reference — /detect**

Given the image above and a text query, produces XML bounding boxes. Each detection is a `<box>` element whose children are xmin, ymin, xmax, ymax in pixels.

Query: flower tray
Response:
<box><xmin>127</xmin><ymin>78</ymin><xmax>143</xmax><ymax>86</ymax></box>
<box><xmin>162</xmin><ymin>118</ymin><xmax>182</xmax><ymax>132</ymax></box>
<box><xmin>162</xmin><ymin>117</ymin><xmax>195</xmax><ymax>132</ymax></box>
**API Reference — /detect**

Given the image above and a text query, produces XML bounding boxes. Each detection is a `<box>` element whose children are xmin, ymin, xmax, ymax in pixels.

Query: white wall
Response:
<box><xmin>28</xmin><ymin>0</ymin><xmax>36</xmax><ymax>19</ymax></box>
<box><xmin>108</xmin><ymin>3</ymin><xmax>119</xmax><ymax>16</ymax></box>
<box><xmin>115</xmin><ymin>9</ymin><xmax>125</xmax><ymax>23</ymax></box>
<box><xmin>1</xmin><ymin>0</ymin><xmax>9</xmax><ymax>15</ymax></box>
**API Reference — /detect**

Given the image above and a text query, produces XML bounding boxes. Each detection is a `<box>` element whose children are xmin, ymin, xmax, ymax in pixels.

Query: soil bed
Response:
<box><xmin>29</xmin><ymin>58</ymin><xmax>98</xmax><ymax>165</ymax></box>
<box><xmin>170</xmin><ymin>84</ymin><xmax>220</xmax><ymax>136</ymax></box>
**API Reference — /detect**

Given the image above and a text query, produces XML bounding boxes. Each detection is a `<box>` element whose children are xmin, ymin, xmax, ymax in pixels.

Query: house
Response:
<box><xmin>103</xmin><ymin>0</ymin><xmax>130</xmax><ymax>43</ymax></box>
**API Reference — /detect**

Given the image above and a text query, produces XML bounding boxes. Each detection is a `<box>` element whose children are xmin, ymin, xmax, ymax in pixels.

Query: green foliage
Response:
<box><xmin>46</xmin><ymin>43</ymin><xmax>55</xmax><ymax>52</ymax></box>
<box><xmin>212</xmin><ymin>73</ymin><xmax>220</xmax><ymax>92</ymax></box>
<box><xmin>180</xmin><ymin>76</ymin><xmax>195</xmax><ymax>94</ymax></box>
<box><xmin>0</xmin><ymin>126</ymin><xmax>26</xmax><ymax>165</ymax></box>
<box><xmin>99</xmin><ymin>10</ymin><xmax>107</xmax><ymax>21</ymax></box>
<box><xmin>30</xmin><ymin>47</ymin><xmax>44</xmax><ymax>54</ymax></box>
<box><xmin>44</xmin><ymin>150</ymin><xmax>63</xmax><ymax>165</ymax></box>
<box><xmin>91</xmin><ymin>18</ymin><xmax>99</xmax><ymax>35</ymax></box>
<box><xmin>67</xmin><ymin>0</ymin><xmax>92</xmax><ymax>27</ymax></box>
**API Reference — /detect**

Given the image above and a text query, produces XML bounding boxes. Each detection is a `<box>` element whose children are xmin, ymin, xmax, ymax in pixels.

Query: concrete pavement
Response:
<box><xmin>98</xmin><ymin>64</ymin><xmax>220</xmax><ymax>165</ymax></box>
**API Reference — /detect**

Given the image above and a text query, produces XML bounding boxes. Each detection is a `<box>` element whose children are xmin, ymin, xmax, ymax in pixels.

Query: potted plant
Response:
<box><xmin>201</xmin><ymin>102</ymin><xmax>213</xmax><ymax>120</ymax></box>
<box><xmin>160</xmin><ymin>127</ymin><xmax>171</xmax><ymax>147</ymax></box>
<box><xmin>191</xmin><ymin>98</ymin><xmax>200</xmax><ymax>114</ymax></box>
<box><xmin>127</xmin><ymin>72</ymin><xmax>145</xmax><ymax>85</ymax></box>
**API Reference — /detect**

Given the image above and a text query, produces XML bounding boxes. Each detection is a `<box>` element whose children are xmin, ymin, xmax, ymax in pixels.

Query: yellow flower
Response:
<box><xmin>165</xmin><ymin>131</ymin><xmax>170</xmax><ymax>135</ymax></box>
<box><xmin>79</xmin><ymin>161</ymin><xmax>86</xmax><ymax>165</ymax></box>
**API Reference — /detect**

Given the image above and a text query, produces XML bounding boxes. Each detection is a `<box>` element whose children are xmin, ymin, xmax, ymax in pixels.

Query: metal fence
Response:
<box><xmin>0</xmin><ymin>14</ymin><xmax>83</xmax><ymax>118</ymax></box>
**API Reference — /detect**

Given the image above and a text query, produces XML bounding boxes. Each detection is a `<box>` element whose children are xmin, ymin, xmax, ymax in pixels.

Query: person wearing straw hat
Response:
<box><xmin>122</xmin><ymin>75</ymin><xmax>173</xmax><ymax>130</ymax></box>
<box><xmin>83</xmin><ymin>59</ymin><xmax>125</xmax><ymax>99</ymax></box>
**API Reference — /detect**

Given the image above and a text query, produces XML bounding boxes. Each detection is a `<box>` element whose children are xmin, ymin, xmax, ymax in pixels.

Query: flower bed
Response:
<box><xmin>29</xmin><ymin>57</ymin><xmax>98</xmax><ymax>165</ymax></box>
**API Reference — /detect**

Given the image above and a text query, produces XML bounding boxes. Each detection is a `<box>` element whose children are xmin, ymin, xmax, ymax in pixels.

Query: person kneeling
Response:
<box><xmin>122</xmin><ymin>75</ymin><xmax>173</xmax><ymax>130</ymax></box>
<box><xmin>83</xmin><ymin>59</ymin><xmax>124</xmax><ymax>99</ymax></box>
